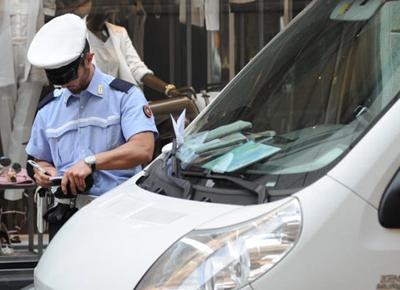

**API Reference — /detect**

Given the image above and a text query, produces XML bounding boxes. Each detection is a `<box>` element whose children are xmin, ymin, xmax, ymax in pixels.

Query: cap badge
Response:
<box><xmin>97</xmin><ymin>84</ymin><xmax>103</xmax><ymax>95</ymax></box>
<box><xmin>143</xmin><ymin>105</ymin><xmax>153</xmax><ymax>118</ymax></box>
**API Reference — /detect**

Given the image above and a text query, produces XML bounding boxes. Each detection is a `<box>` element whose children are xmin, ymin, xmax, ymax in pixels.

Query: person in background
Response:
<box><xmin>26</xmin><ymin>14</ymin><xmax>158</xmax><ymax>236</ymax></box>
<box><xmin>73</xmin><ymin>0</ymin><xmax>179</xmax><ymax>98</ymax></box>
<box><xmin>0</xmin><ymin>0</ymin><xmax>48</xmax><ymax>201</ymax></box>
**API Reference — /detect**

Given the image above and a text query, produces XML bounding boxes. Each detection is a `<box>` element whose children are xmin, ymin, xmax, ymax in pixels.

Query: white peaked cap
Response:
<box><xmin>28</xmin><ymin>14</ymin><xmax>87</xmax><ymax>69</ymax></box>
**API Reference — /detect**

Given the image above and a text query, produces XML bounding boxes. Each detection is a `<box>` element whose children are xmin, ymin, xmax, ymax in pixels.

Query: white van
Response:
<box><xmin>33</xmin><ymin>0</ymin><xmax>400</xmax><ymax>289</ymax></box>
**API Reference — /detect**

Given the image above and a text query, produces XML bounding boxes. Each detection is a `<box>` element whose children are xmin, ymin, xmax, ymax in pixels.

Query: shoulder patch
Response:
<box><xmin>109</xmin><ymin>78</ymin><xmax>134</xmax><ymax>93</ymax></box>
<box><xmin>143</xmin><ymin>105</ymin><xmax>153</xmax><ymax>118</ymax></box>
<box><xmin>37</xmin><ymin>91</ymin><xmax>56</xmax><ymax>111</ymax></box>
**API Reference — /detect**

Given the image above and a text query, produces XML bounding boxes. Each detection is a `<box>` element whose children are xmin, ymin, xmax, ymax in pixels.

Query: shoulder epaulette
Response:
<box><xmin>37</xmin><ymin>91</ymin><xmax>56</xmax><ymax>111</ymax></box>
<box><xmin>109</xmin><ymin>78</ymin><xmax>134</xmax><ymax>93</ymax></box>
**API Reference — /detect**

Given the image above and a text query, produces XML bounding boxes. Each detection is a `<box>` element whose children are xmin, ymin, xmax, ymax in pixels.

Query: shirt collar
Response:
<box><xmin>62</xmin><ymin>66</ymin><xmax>105</xmax><ymax>106</ymax></box>
<box><xmin>86</xmin><ymin>66</ymin><xmax>105</xmax><ymax>98</ymax></box>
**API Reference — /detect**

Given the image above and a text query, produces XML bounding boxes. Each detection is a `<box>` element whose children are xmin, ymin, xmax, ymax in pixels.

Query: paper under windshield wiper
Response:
<box><xmin>202</xmin><ymin>141</ymin><xmax>281</xmax><ymax>173</ymax></box>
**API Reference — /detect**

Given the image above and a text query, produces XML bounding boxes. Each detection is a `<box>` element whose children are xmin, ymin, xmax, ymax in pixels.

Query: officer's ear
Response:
<box><xmin>84</xmin><ymin>52</ymin><xmax>95</xmax><ymax>67</ymax></box>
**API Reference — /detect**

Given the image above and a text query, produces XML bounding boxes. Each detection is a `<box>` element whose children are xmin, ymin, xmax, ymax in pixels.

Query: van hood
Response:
<box><xmin>34</xmin><ymin>177</ymin><xmax>240</xmax><ymax>290</ymax></box>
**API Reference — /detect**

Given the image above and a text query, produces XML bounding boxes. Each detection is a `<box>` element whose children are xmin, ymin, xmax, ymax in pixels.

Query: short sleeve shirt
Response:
<box><xmin>26</xmin><ymin>67</ymin><xmax>158</xmax><ymax>195</ymax></box>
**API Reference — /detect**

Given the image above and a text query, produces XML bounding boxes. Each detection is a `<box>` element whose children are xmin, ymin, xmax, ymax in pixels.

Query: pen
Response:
<box><xmin>27</xmin><ymin>160</ymin><xmax>50</xmax><ymax>176</ymax></box>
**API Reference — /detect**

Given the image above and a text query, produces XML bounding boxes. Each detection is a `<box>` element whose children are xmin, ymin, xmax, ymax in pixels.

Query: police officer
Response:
<box><xmin>26</xmin><ymin>14</ymin><xmax>157</xmax><ymax>205</ymax></box>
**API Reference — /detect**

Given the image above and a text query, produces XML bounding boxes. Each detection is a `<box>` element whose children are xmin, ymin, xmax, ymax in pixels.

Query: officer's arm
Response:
<box><xmin>62</xmin><ymin>132</ymin><xmax>155</xmax><ymax>195</ymax></box>
<box><xmin>95</xmin><ymin>131</ymin><xmax>155</xmax><ymax>170</ymax></box>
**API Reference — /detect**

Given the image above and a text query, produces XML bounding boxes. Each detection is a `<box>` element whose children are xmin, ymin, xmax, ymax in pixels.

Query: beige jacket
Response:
<box><xmin>101</xmin><ymin>21</ymin><xmax>153</xmax><ymax>86</ymax></box>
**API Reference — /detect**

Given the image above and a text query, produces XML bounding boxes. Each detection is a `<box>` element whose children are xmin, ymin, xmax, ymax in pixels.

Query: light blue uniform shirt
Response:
<box><xmin>26</xmin><ymin>67</ymin><xmax>158</xmax><ymax>196</ymax></box>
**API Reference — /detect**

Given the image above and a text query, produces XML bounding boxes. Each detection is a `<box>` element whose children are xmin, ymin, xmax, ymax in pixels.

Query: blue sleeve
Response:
<box><xmin>120</xmin><ymin>87</ymin><xmax>158</xmax><ymax>140</ymax></box>
<box><xmin>25</xmin><ymin>112</ymin><xmax>53</xmax><ymax>162</ymax></box>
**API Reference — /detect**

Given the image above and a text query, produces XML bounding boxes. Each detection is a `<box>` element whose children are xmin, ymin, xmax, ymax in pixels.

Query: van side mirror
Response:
<box><xmin>378</xmin><ymin>169</ymin><xmax>400</xmax><ymax>228</ymax></box>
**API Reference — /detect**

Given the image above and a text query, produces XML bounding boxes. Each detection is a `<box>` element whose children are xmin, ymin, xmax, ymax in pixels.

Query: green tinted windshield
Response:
<box><xmin>181</xmin><ymin>0</ymin><xmax>400</xmax><ymax>177</ymax></box>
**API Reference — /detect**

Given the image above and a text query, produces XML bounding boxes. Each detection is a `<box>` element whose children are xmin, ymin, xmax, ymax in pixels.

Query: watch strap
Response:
<box><xmin>89</xmin><ymin>162</ymin><xmax>96</xmax><ymax>172</ymax></box>
<box><xmin>84</xmin><ymin>155</ymin><xmax>96</xmax><ymax>172</ymax></box>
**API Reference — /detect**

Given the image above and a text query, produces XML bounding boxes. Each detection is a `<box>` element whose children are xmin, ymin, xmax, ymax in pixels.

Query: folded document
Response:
<box><xmin>202</xmin><ymin>141</ymin><xmax>281</xmax><ymax>173</ymax></box>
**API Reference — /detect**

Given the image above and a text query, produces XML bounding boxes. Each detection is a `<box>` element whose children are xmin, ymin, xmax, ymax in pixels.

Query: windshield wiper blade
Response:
<box><xmin>169</xmin><ymin>137</ymin><xmax>270</xmax><ymax>203</ymax></box>
<box><xmin>181</xmin><ymin>170</ymin><xmax>270</xmax><ymax>203</ymax></box>
<box><xmin>271</xmin><ymin>135</ymin><xmax>298</xmax><ymax>145</ymax></box>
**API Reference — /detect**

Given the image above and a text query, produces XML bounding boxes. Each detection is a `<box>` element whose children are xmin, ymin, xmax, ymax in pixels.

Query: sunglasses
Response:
<box><xmin>45</xmin><ymin>55</ymin><xmax>85</xmax><ymax>86</ymax></box>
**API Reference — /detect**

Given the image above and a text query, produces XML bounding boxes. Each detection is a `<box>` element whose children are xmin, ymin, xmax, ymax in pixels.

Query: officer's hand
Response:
<box><xmin>62</xmin><ymin>160</ymin><xmax>91</xmax><ymax>195</ymax></box>
<box><xmin>33</xmin><ymin>167</ymin><xmax>57</xmax><ymax>188</ymax></box>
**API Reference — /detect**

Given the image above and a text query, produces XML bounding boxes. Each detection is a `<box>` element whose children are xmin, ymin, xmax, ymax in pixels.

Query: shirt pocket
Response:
<box><xmin>79</xmin><ymin>115</ymin><xmax>123</xmax><ymax>152</ymax></box>
<box><xmin>45</xmin><ymin>124</ymin><xmax>78</xmax><ymax>167</ymax></box>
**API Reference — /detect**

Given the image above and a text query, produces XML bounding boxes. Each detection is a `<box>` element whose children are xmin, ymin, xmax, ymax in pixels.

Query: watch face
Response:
<box><xmin>85</xmin><ymin>155</ymin><xmax>96</xmax><ymax>165</ymax></box>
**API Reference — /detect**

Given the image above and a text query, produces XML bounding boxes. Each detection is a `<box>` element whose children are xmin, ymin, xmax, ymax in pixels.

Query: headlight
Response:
<box><xmin>136</xmin><ymin>199</ymin><xmax>302</xmax><ymax>290</ymax></box>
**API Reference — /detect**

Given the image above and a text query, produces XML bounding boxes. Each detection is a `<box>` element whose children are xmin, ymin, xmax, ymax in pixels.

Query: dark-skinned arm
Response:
<box><xmin>141</xmin><ymin>74</ymin><xmax>178</xmax><ymax>97</ymax></box>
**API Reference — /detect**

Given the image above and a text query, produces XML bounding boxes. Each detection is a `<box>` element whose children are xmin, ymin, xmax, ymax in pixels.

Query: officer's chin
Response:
<box><xmin>65</xmin><ymin>86</ymin><xmax>81</xmax><ymax>94</ymax></box>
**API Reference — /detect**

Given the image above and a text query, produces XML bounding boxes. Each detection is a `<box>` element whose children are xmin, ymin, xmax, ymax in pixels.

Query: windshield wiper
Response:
<box><xmin>169</xmin><ymin>134</ymin><xmax>270</xmax><ymax>203</ymax></box>
<box><xmin>271</xmin><ymin>135</ymin><xmax>298</xmax><ymax>145</ymax></box>
<box><xmin>181</xmin><ymin>169</ymin><xmax>270</xmax><ymax>203</ymax></box>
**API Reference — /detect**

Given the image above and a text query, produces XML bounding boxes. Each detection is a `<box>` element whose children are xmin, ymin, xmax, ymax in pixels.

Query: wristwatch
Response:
<box><xmin>84</xmin><ymin>155</ymin><xmax>96</xmax><ymax>172</ymax></box>
<box><xmin>164</xmin><ymin>84</ymin><xmax>176</xmax><ymax>96</ymax></box>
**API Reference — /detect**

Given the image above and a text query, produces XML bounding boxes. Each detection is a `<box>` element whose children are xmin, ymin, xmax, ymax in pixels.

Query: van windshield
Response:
<box><xmin>139</xmin><ymin>0</ymin><xmax>400</xmax><ymax>204</ymax></box>
<box><xmin>182</xmin><ymin>0</ymin><xmax>400</xmax><ymax>178</ymax></box>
